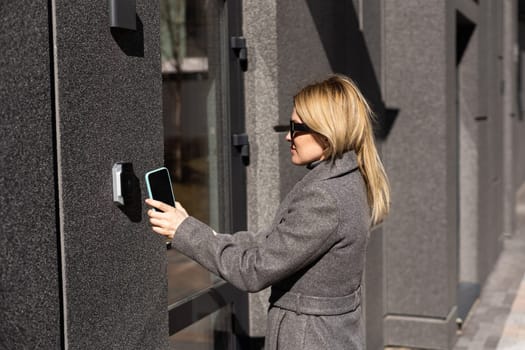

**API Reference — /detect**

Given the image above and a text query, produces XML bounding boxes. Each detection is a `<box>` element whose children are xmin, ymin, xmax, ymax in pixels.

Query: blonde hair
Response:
<box><xmin>294</xmin><ymin>74</ymin><xmax>390</xmax><ymax>225</ymax></box>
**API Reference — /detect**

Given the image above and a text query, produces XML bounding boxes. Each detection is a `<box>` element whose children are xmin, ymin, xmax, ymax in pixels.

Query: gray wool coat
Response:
<box><xmin>172</xmin><ymin>150</ymin><xmax>370</xmax><ymax>350</ymax></box>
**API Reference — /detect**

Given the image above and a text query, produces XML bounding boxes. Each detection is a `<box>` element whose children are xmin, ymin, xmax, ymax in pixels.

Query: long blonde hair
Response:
<box><xmin>294</xmin><ymin>74</ymin><xmax>390</xmax><ymax>225</ymax></box>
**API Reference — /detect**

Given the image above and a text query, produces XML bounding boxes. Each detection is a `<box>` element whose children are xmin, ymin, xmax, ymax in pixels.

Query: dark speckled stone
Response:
<box><xmin>2</xmin><ymin>0</ymin><xmax>166</xmax><ymax>349</ymax></box>
<box><xmin>53</xmin><ymin>1</ymin><xmax>166</xmax><ymax>349</ymax></box>
<box><xmin>1</xmin><ymin>1</ymin><xmax>62</xmax><ymax>349</ymax></box>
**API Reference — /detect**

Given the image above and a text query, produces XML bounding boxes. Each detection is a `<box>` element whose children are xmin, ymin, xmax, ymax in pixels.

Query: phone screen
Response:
<box><xmin>146</xmin><ymin>167</ymin><xmax>176</xmax><ymax>208</ymax></box>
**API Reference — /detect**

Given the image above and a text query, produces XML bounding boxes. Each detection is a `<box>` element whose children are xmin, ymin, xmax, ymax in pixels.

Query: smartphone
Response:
<box><xmin>145</xmin><ymin>167</ymin><xmax>176</xmax><ymax>210</ymax></box>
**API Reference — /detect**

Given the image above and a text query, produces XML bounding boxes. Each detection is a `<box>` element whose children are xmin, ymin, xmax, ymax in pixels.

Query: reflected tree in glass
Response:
<box><xmin>161</xmin><ymin>0</ymin><xmax>185</xmax><ymax>181</ymax></box>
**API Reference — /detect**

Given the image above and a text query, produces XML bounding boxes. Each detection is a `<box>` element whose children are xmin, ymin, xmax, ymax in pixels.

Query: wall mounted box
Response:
<box><xmin>109</xmin><ymin>0</ymin><xmax>136</xmax><ymax>30</ymax></box>
<box><xmin>112</xmin><ymin>162</ymin><xmax>134</xmax><ymax>206</ymax></box>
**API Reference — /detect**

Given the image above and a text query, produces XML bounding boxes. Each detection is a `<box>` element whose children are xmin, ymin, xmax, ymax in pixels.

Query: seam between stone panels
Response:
<box><xmin>48</xmin><ymin>0</ymin><xmax>68</xmax><ymax>348</ymax></box>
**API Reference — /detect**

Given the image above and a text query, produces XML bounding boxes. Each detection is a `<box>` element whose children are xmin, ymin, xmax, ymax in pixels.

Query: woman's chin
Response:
<box><xmin>290</xmin><ymin>156</ymin><xmax>305</xmax><ymax>166</ymax></box>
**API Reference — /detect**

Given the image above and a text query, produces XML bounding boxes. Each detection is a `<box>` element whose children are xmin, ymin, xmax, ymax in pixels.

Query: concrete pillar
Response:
<box><xmin>502</xmin><ymin>0</ymin><xmax>518</xmax><ymax>237</ymax></box>
<box><xmin>243</xmin><ymin>0</ymin><xmax>282</xmax><ymax>337</ymax></box>
<box><xmin>477</xmin><ymin>0</ymin><xmax>505</xmax><ymax>286</ymax></box>
<box><xmin>516</xmin><ymin>6</ymin><xmax>525</xmax><ymax>187</ymax></box>
<box><xmin>383</xmin><ymin>1</ymin><xmax>457</xmax><ymax>348</ymax></box>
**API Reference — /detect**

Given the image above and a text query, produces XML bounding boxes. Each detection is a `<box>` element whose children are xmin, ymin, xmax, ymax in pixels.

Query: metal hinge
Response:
<box><xmin>231</xmin><ymin>36</ymin><xmax>248</xmax><ymax>71</ymax></box>
<box><xmin>232</xmin><ymin>133</ymin><xmax>250</xmax><ymax>164</ymax></box>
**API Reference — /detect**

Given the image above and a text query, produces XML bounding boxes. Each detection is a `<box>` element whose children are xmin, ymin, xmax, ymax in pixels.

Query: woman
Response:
<box><xmin>146</xmin><ymin>74</ymin><xmax>390</xmax><ymax>349</ymax></box>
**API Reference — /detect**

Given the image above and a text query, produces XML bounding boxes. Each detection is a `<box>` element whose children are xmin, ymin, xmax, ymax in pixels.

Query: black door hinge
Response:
<box><xmin>231</xmin><ymin>36</ymin><xmax>248</xmax><ymax>72</ymax></box>
<box><xmin>232</xmin><ymin>133</ymin><xmax>250</xmax><ymax>165</ymax></box>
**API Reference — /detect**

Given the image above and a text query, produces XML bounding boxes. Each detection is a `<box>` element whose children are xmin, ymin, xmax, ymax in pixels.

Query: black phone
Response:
<box><xmin>145</xmin><ymin>167</ymin><xmax>176</xmax><ymax>209</ymax></box>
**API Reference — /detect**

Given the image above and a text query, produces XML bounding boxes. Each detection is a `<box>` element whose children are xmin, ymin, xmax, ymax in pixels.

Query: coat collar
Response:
<box><xmin>300</xmin><ymin>150</ymin><xmax>360</xmax><ymax>183</ymax></box>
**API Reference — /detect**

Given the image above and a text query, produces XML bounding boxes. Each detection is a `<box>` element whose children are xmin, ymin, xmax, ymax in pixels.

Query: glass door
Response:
<box><xmin>162</xmin><ymin>0</ymin><xmax>222</xmax><ymax>304</ymax></box>
<box><xmin>161</xmin><ymin>0</ymin><xmax>248</xmax><ymax>348</ymax></box>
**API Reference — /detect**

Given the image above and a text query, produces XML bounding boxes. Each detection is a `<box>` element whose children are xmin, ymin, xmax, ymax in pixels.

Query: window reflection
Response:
<box><xmin>161</xmin><ymin>0</ymin><xmax>221</xmax><ymax>304</ymax></box>
<box><xmin>169</xmin><ymin>307</ymin><xmax>231</xmax><ymax>350</ymax></box>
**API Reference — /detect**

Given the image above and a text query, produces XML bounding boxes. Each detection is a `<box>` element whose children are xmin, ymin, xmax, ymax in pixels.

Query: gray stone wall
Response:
<box><xmin>52</xmin><ymin>1</ymin><xmax>166</xmax><ymax>348</ymax></box>
<box><xmin>1</xmin><ymin>1</ymin><xmax>62</xmax><ymax>348</ymax></box>
<box><xmin>477</xmin><ymin>0</ymin><xmax>505</xmax><ymax>286</ymax></box>
<box><xmin>3</xmin><ymin>1</ymin><xmax>523</xmax><ymax>349</ymax></box>
<box><xmin>382</xmin><ymin>0</ymin><xmax>458</xmax><ymax>348</ymax></box>
<box><xmin>514</xmin><ymin>117</ymin><xmax>525</xmax><ymax>189</ymax></box>
<box><xmin>243</xmin><ymin>0</ymin><xmax>282</xmax><ymax>337</ymax></box>
<box><xmin>1</xmin><ymin>1</ymin><xmax>167</xmax><ymax>349</ymax></box>
<box><xmin>502</xmin><ymin>0</ymin><xmax>518</xmax><ymax>237</ymax></box>
<box><xmin>517</xmin><ymin>18</ymin><xmax>525</xmax><ymax>188</ymax></box>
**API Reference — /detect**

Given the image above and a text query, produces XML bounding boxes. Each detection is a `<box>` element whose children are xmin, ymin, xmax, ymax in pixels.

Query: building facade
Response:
<box><xmin>2</xmin><ymin>0</ymin><xmax>525</xmax><ymax>349</ymax></box>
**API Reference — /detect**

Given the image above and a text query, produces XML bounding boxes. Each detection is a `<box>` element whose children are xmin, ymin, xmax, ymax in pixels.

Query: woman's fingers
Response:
<box><xmin>145</xmin><ymin>198</ymin><xmax>175</xmax><ymax>213</ymax></box>
<box><xmin>147</xmin><ymin>208</ymin><xmax>164</xmax><ymax>219</ymax></box>
<box><xmin>149</xmin><ymin>216</ymin><xmax>177</xmax><ymax>233</ymax></box>
<box><xmin>149</xmin><ymin>217</ymin><xmax>167</xmax><ymax>228</ymax></box>
<box><xmin>145</xmin><ymin>198</ymin><xmax>189</xmax><ymax>239</ymax></box>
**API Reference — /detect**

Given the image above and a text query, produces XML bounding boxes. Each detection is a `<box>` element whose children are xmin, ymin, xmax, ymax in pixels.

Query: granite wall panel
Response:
<box><xmin>383</xmin><ymin>0</ymin><xmax>458</xmax><ymax>347</ymax></box>
<box><xmin>52</xmin><ymin>1</ymin><xmax>166</xmax><ymax>348</ymax></box>
<box><xmin>384</xmin><ymin>0</ymin><xmax>454</xmax><ymax>317</ymax></box>
<box><xmin>243</xmin><ymin>0</ymin><xmax>282</xmax><ymax>337</ymax></box>
<box><xmin>502</xmin><ymin>0</ymin><xmax>518</xmax><ymax>238</ymax></box>
<box><xmin>518</xmin><ymin>21</ymin><xmax>525</xmax><ymax>188</ymax></box>
<box><xmin>0</xmin><ymin>1</ymin><xmax>62</xmax><ymax>349</ymax></box>
<box><xmin>514</xmin><ymin>116</ymin><xmax>525</xmax><ymax>189</ymax></box>
<box><xmin>477</xmin><ymin>0</ymin><xmax>505</xmax><ymax>286</ymax></box>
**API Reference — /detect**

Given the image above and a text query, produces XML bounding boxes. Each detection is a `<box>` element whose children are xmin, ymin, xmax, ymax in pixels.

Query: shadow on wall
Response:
<box><xmin>116</xmin><ymin>163</ymin><xmax>143</xmax><ymax>222</ymax></box>
<box><xmin>304</xmin><ymin>0</ymin><xmax>398</xmax><ymax>141</ymax></box>
<box><xmin>110</xmin><ymin>15</ymin><xmax>144</xmax><ymax>57</ymax></box>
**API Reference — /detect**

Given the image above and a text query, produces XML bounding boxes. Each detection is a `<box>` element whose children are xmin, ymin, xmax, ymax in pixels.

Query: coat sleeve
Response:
<box><xmin>171</xmin><ymin>184</ymin><xmax>340</xmax><ymax>292</ymax></box>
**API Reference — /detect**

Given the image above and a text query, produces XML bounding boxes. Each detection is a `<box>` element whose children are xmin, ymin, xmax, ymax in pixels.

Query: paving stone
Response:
<box><xmin>484</xmin><ymin>336</ymin><xmax>501</xmax><ymax>349</ymax></box>
<box><xmin>453</xmin><ymin>188</ymin><xmax>525</xmax><ymax>350</ymax></box>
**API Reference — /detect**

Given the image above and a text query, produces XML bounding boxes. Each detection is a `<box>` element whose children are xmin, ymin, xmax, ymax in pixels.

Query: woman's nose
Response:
<box><xmin>285</xmin><ymin>131</ymin><xmax>292</xmax><ymax>142</ymax></box>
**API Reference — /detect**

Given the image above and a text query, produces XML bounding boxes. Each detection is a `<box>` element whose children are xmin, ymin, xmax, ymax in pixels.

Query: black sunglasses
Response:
<box><xmin>290</xmin><ymin>120</ymin><xmax>313</xmax><ymax>142</ymax></box>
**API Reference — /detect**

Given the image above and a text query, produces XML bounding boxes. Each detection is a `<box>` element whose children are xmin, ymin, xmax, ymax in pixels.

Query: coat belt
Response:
<box><xmin>269</xmin><ymin>286</ymin><xmax>361</xmax><ymax>316</ymax></box>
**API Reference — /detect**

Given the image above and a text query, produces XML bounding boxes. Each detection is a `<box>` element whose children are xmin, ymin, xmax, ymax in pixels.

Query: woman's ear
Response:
<box><xmin>321</xmin><ymin>136</ymin><xmax>330</xmax><ymax>149</ymax></box>
<box><xmin>313</xmin><ymin>134</ymin><xmax>326</xmax><ymax>147</ymax></box>
<box><xmin>314</xmin><ymin>134</ymin><xmax>331</xmax><ymax>157</ymax></box>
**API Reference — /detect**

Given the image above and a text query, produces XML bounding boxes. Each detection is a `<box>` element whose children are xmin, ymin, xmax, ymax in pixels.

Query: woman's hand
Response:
<box><xmin>145</xmin><ymin>199</ymin><xmax>189</xmax><ymax>239</ymax></box>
